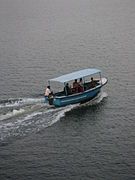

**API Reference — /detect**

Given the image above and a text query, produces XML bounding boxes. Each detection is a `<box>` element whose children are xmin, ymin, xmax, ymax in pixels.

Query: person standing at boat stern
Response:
<box><xmin>44</xmin><ymin>86</ymin><xmax>51</xmax><ymax>103</ymax></box>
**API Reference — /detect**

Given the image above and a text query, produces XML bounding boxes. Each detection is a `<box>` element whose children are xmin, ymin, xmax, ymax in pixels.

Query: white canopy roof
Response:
<box><xmin>49</xmin><ymin>68</ymin><xmax>101</xmax><ymax>83</ymax></box>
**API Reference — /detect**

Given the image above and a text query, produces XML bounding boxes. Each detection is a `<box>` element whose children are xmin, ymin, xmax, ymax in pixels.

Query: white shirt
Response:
<box><xmin>45</xmin><ymin>88</ymin><xmax>51</xmax><ymax>96</ymax></box>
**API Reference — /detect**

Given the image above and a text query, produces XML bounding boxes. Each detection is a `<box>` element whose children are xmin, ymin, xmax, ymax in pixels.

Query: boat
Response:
<box><xmin>46</xmin><ymin>68</ymin><xmax>108</xmax><ymax>107</ymax></box>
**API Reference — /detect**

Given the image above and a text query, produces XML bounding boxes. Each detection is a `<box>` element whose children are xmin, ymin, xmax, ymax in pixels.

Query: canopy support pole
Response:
<box><xmin>99</xmin><ymin>73</ymin><xmax>102</xmax><ymax>85</ymax></box>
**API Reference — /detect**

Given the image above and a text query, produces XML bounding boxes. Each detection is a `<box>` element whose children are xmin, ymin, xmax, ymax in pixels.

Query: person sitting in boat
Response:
<box><xmin>78</xmin><ymin>78</ymin><xmax>84</xmax><ymax>92</ymax></box>
<box><xmin>89</xmin><ymin>77</ymin><xmax>99</xmax><ymax>88</ymax></box>
<box><xmin>73</xmin><ymin>79</ymin><xmax>79</xmax><ymax>93</ymax></box>
<box><xmin>64</xmin><ymin>83</ymin><xmax>71</xmax><ymax>96</ymax></box>
<box><xmin>44</xmin><ymin>85</ymin><xmax>51</xmax><ymax>102</ymax></box>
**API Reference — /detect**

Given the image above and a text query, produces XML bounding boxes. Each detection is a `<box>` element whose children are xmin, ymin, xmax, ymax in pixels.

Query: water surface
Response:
<box><xmin>0</xmin><ymin>0</ymin><xmax>135</xmax><ymax>179</ymax></box>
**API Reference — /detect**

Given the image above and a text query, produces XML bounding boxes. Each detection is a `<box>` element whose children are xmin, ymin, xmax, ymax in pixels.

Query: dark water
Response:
<box><xmin>0</xmin><ymin>0</ymin><xmax>135</xmax><ymax>179</ymax></box>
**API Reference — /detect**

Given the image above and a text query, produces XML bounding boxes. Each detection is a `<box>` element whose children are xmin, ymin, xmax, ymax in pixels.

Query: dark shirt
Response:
<box><xmin>64</xmin><ymin>85</ymin><xmax>71</xmax><ymax>95</ymax></box>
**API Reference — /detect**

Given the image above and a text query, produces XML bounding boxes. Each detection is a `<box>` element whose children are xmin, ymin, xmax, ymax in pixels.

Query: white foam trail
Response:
<box><xmin>48</xmin><ymin>104</ymin><xmax>78</xmax><ymax>127</ymax></box>
<box><xmin>22</xmin><ymin>98</ymin><xmax>44</xmax><ymax>104</ymax></box>
<box><xmin>0</xmin><ymin>104</ymin><xmax>77</xmax><ymax>140</ymax></box>
<box><xmin>0</xmin><ymin>108</ymin><xmax>25</xmax><ymax>121</ymax></box>
<box><xmin>0</xmin><ymin>110</ymin><xmax>46</xmax><ymax>141</ymax></box>
<box><xmin>0</xmin><ymin>97</ymin><xmax>44</xmax><ymax>108</ymax></box>
<box><xmin>0</xmin><ymin>103</ymin><xmax>48</xmax><ymax>121</ymax></box>
<box><xmin>23</xmin><ymin>112</ymin><xmax>43</xmax><ymax>121</ymax></box>
<box><xmin>0</xmin><ymin>92</ymin><xmax>108</xmax><ymax>141</ymax></box>
<box><xmin>21</xmin><ymin>104</ymin><xmax>76</xmax><ymax>123</ymax></box>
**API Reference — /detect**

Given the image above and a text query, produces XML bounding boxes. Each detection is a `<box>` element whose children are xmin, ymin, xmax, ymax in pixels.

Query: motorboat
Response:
<box><xmin>46</xmin><ymin>68</ymin><xmax>108</xmax><ymax>107</ymax></box>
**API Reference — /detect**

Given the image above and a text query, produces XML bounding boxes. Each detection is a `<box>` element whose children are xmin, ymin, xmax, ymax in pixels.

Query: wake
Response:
<box><xmin>0</xmin><ymin>97</ymin><xmax>45</xmax><ymax>108</ymax></box>
<box><xmin>0</xmin><ymin>92</ymin><xmax>108</xmax><ymax>142</ymax></box>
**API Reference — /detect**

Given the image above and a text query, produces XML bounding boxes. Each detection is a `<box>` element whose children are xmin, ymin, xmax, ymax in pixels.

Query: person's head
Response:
<box><xmin>80</xmin><ymin>78</ymin><xmax>82</xmax><ymax>82</ymax></box>
<box><xmin>66</xmin><ymin>83</ymin><xmax>69</xmax><ymax>86</ymax></box>
<box><xmin>91</xmin><ymin>77</ymin><xmax>93</xmax><ymax>81</ymax></box>
<box><xmin>47</xmin><ymin>86</ymin><xmax>50</xmax><ymax>89</ymax></box>
<box><xmin>75</xmin><ymin>79</ymin><xmax>77</xmax><ymax>82</ymax></box>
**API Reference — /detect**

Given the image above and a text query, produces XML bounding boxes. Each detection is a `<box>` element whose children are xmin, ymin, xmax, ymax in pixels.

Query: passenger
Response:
<box><xmin>90</xmin><ymin>77</ymin><xmax>99</xmax><ymax>88</ymax></box>
<box><xmin>78</xmin><ymin>78</ymin><xmax>84</xmax><ymax>92</ymax></box>
<box><xmin>64</xmin><ymin>83</ymin><xmax>71</xmax><ymax>96</ymax></box>
<box><xmin>44</xmin><ymin>85</ymin><xmax>51</xmax><ymax>102</ymax></box>
<box><xmin>73</xmin><ymin>79</ymin><xmax>79</xmax><ymax>93</ymax></box>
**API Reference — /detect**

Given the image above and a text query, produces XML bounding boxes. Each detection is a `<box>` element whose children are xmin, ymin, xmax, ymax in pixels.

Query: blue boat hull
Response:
<box><xmin>53</xmin><ymin>86</ymin><xmax>101</xmax><ymax>107</ymax></box>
